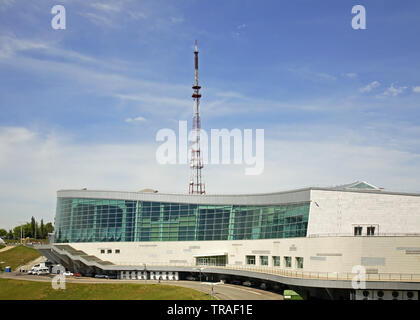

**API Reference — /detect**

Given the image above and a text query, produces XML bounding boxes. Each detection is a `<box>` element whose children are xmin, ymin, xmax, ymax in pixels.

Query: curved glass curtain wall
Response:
<box><xmin>55</xmin><ymin>198</ymin><xmax>310</xmax><ymax>243</ymax></box>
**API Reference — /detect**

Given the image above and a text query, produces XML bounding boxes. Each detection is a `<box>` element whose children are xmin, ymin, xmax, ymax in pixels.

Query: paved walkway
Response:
<box><xmin>17</xmin><ymin>255</ymin><xmax>47</xmax><ymax>272</ymax></box>
<box><xmin>0</xmin><ymin>245</ymin><xmax>16</xmax><ymax>253</ymax></box>
<box><xmin>0</xmin><ymin>273</ymin><xmax>283</xmax><ymax>300</ymax></box>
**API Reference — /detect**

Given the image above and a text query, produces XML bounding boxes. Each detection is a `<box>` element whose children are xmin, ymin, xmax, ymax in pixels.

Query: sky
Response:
<box><xmin>0</xmin><ymin>0</ymin><xmax>420</xmax><ymax>230</ymax></box>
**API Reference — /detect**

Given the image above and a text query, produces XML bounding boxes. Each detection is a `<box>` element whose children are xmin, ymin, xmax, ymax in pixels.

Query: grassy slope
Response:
<box><xmin>0</xmin><ymin>245</ymin><xmax>40</xmax><ymax>270</ymax></box>
<box><xmin>0</xmin><ymin>244</ymin><xmax>5</xmax><ymax>250</ymax></box>
<box><xmin>0</xmin><ymin>279</ymin><xmax>211</xmax><ymax>300</ymax></box>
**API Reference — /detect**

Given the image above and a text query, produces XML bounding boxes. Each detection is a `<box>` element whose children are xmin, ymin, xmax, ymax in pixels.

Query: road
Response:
<box><xmin>0</xmin><ymin>273</ymin><xmax>283</xmax><ymax>300</ymax></box>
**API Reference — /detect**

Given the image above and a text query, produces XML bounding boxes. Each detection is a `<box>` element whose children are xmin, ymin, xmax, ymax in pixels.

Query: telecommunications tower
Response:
<box><xmin>189</xmin><ymin>40</ymin><xmax>205</xmax><ymax>194</ymax></box>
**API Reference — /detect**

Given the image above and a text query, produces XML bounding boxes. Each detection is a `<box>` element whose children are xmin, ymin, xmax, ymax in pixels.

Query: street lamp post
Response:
<box><xmin>199</xmin><ymin>268</ymin><xmax>202</xmax><ymax>298</ymax></box>
<box><xmin>193</xmin><ymin>267</ymin><xmax>204</xmax><ymax>298</ymax></box>
<box><xmin>19</xmin><ymin>221</ymin><xmax>26</xmax><ymax>245</ymax></box>
<box><xmin>203</xmin><ymin>282</ymin><xmax>220</xmax><ymax>300</ymax></box>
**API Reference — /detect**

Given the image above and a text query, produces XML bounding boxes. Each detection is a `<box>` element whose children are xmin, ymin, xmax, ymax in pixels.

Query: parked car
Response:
<box><xmin>63</xmin><ymin>271</ymin><xmax>73</xmax><ymax>276</ymax></box>
<box><xmin>94</xmin><ymin>274</ymin><xmax>109</xmax><ymax>279</ymax></box>
<box><xmin>73</xmin><ymin>273</ymin><xmax>82</xmax><ymax>277</ymax></box>
<box><xmin>27</xmin><ymin>269</ymin><xmax>36</xmax><ymax>275</ymax></box>
<box><xmin>36</xmin><ymin>267</ymin><xmax>50</xmax><ymax>275</ymax></box>
<box><xmin>242</xmin><ymin>280</ymin><xmax>253</xmax><ymax>287</ymax></box>
<box><xmin>230</xmin><ymin>279</ymin><xmax>242</xmax><ymax>285</ymax></box>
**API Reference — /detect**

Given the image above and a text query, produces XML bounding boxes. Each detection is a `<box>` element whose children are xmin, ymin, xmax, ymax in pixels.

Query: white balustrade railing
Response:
<box><xmin>115</xmin><ymin>262</ymin><xmax>420</xmax><ymax>282</ymax></box>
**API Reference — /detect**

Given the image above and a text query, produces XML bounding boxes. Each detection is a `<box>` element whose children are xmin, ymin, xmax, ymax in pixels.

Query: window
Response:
<box><xmin>260</xmin><ymin>256</ymin><xmax>268</xmax><ymax>266</ymax></box>
<box><xmin>296</xmin><ymin>257</ymin><xmax>304</xmax><ymax>269</ymax></box>
<box><xmin>107</xmin><ymin>249</ymin><xmax>112</xmax><ymax>254</ymax></box>
<box><xmin>100</xmin><ymin>249</ymin><xmax>105</xmax><ymax>254</ymax></box>
<box><xmin>354</xmin><ymin>226</ymin><xmax>362</xmax><ymax>236</ymax></box>
<box><xmin>246</xmin><ymin>255</ymin><xmax>256</xmax><ymax>265</ymax></box>
<box><xmin>196</xmin><ymin>255</ymin><xmax>227</xmax><ymax>266</ymax></box>
<box><xmin>115</xmin><ymin>249</ymin><xmax>120</xmax><ymax>254</ymax></box>
<box><xmin>367</xmin><ymin>226</ymin><xmax>375</xmax><ymax>236</ymax></box>
<box><xmin>284</xmin><ymin>256</ymin><xmax>291</xmax><ymax>268</ymax></box>
<box><xmin>272</xmin><ymin>256</ymin><xmax>281</xmax><ymax>267</ymax></box>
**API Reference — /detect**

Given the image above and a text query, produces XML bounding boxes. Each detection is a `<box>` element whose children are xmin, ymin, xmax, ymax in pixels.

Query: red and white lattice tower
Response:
<box><xmin>189</xmin><ymin>40</ymin><xmax>206</xmax><ymax>194</ymax></box>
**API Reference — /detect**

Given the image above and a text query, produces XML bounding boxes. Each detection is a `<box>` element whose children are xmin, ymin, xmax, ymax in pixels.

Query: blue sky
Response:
<box><xmin>1</xmin><ymin>0</ymin><xmax>420</xmax><ymax>229</ymax></box>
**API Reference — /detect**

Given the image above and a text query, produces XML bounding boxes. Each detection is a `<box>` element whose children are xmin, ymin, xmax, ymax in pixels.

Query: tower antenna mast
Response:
<box><xmin>189</xmin><ymin>40</ymin><xmax>205</xmax><ymax>195</ymax></box>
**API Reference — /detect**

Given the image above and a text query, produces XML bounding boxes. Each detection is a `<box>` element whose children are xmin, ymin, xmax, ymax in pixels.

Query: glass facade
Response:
<box><xmin>55</xmin><ymin>198</ymin><xmax>310</xmax><ymax>243</ymax></box>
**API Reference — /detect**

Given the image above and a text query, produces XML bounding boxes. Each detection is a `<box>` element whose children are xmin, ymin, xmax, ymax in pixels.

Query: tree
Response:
<box><xmin>7</xmin><ymin>229</ymin><xmax>14</xmax><ymax>240</ymax></box>
<box><xmin>8</xmin><ymin>220</ymin><xmax>53</xmax><ymax>240</ymax></box>
<box><xmin>31</xmin><ymin>216</ymin><xmax>36</xmax><ymax>239</ymax></box>
<box><xmin>13</xmin><ymin>223</ymin><xmax>31</xmax><ymax>239</ymax></box>
<box><xmin>45</xmin><ymin>222</ymin><xmax>54</xmax><ymax>235</ymax></box>
<box><xmin>0</xmin><ymin>229</ymin><xmax>7</xmax><ymax>238</ymax></box>
<box><xmin>24</xmin><ymin>223</ymin><xmax>32</xmax><ymax>238</ymax></box>
<box><xmin>13</xmin><ymin>226</ymin><xmax>21</xmax><ymax>239</ymax></box>
<box><xmin>40</xmin><ymin>219</ymin><xmax>45</xmax><ymax>239</ymax></box>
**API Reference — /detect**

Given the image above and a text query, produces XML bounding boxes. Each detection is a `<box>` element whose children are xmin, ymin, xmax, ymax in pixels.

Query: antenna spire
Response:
<box><xmin>189</xmin><ymin>41</ymin><xmax>205</xmax><ymax>195</ymax></box>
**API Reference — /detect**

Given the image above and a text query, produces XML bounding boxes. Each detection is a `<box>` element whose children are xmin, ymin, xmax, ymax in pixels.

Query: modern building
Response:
<box><xmin>37</xmin><ymin>181</ymin><xmax>420</xmax><ymax>300</ymax></box>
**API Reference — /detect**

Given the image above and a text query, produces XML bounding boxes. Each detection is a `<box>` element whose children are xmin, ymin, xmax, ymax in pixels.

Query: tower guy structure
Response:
<box><xmin>189</xmin><ymin>40</ymin><xmax>205</xmax><ymax>194</ymax></box>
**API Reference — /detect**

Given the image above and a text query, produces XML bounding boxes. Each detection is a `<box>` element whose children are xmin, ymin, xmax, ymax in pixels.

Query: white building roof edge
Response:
<box><xmin>56</xmin><ymin>182</ymin><xmax>420</xmax><ymax>206</ymax></box>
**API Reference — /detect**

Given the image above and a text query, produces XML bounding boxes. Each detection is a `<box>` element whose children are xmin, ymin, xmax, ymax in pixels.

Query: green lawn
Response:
<box><xmin>0</xmin><ymin>245</ymin><xmax>40</xmax><ymax>271</ymax></box>
<box><xmin>0</xmin><ymin>278</ymin><xmax>211</xmax><ymax>300</ymax></box>
<box><xmin>283</xmin><ymin>289</ymin><xmax>305</xmax><ymax>300</ymax></box>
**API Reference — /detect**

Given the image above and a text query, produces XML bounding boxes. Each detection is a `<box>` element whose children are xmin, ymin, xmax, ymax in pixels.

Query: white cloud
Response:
<box><xmin>0</xmin><ymin>126</ymin><xmax>165</xmax><ymax>229</ymax></box>
<box><xmin>1</xmin><ymin>126</ymin><xmax>420</xmax><ymax>230</ymax></box>
<box><xmin>129</xmin><ymin>11</ymin><xmax>147</xmax><ymax>20</ymax></box>
<box><xmin>288</xmin><ymin>67</ymin><xmax>336</xmax><ymax>82</ymax></box>
<box><xmin>0</xmin><ymin>0</ymin><xmax>15</xmax><ymax>10</ymax></box>
<box><xmin>0</xmin><ymin>38</ymin><xmax>193</xmax><ymax>118</ymax></box>
<box><xmin>0</xmin><ymin>34</ymin><xmax>97</xmax><ymax>64</ymax></box>
<box><xmin>170</xmin><ymin>17</ymin><xmax>184</xmax><ymax>24</ymax></box>
<box><xmin>412</xmin><ymin>86</ymin><xmax>420</xmax><ymax>93</ymax></box>
<box><xmin>90</xmin><ymin>2</ymin><xmax>122</xmax><ymax>12</ymax></box>
<box><xmin>382</xmin><ymin>83</ymin><xmax>407</xmax><ymax>97</ymax></box>
<box><xmin>116</xmin><ymin>93</ymin><xmax>190</xmax><ymax>114</ymax></box>
<box><xmin>80</xmin><ymin>11</ymin><xmax>117</xmax><ymax>27</ymax></box>
<box><xmin>215</xmin><ymin>91</ymin><xmax>246</xmax><ymax>99</ymax></box>
<box><xmin>360</xmin><ymin>81</ymin><xmax>380</xmax><ymax>93</ymax></box>
<box><xmin>316</xmin><ymin>72</ymin><xmax>336</xmax><ymax>81</ymax></box>
<box><xmin>345</xmin><ymin>73</ymin><xmax>358</xmax><ymax>79</ymax></box>
<box><xmin>125</xmin><ymin>116</ymin><xmax>146</xmax><ymax>122</ymax></box>
<box><xmin>232</xmin><ymin>24</ymin><xmax>247</xmax><ymax>38</ymax></box>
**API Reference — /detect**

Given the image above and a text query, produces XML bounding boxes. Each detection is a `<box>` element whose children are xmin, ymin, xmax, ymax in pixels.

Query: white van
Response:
<box><xmin>28</xmin><ymin>265</ymin><xmax>40</xmax><ymax>275</ymax></box>
<box><xmin>36</xmin><ymin>267</ymin><xmax>50</xmax><ymax>275</ymax></box>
